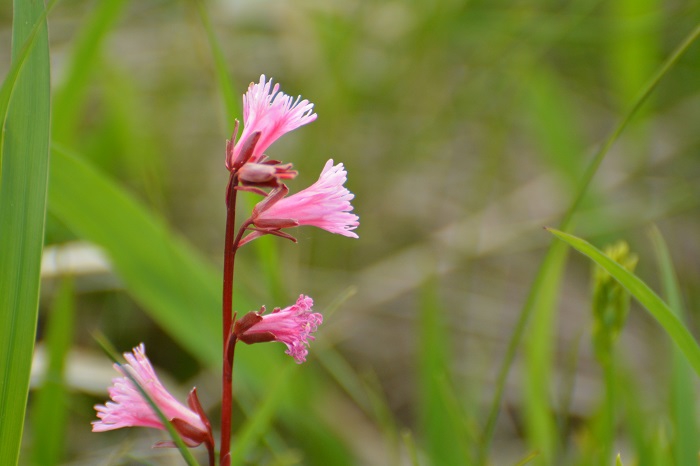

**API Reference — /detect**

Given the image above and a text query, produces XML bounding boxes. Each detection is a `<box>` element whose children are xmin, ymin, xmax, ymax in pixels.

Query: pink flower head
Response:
<box><xmin>226</xmin><ymin>75</ymin><xmax>317</xmax><ymax>170</ymax></box>
<box><xmin>92</xmin><ymin>344</ymin><xmax>210</xmax><ymax>448</ymax></box>
<box><xmin>234</xmin><ymin>295</ymin><xmax>323</xmax><ymax>363</ymax></box>
<box><xmin>240</xmin><ymin>159</ymin><xmax>359</xmax><ymax>245</ymax></box>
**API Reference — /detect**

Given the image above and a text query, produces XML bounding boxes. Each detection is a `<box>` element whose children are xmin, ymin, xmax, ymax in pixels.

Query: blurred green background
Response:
<box><xmin>3</xmin><ymin>0</ymin><xmax>700</xmax><ymax>464</ymax></box>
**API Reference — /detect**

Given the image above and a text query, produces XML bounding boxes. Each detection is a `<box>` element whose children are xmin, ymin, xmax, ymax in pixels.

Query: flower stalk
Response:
<box><xmin>92</xmin><ymin>75</ymin><xmax>358</xmax><ymax>466</ymax></box>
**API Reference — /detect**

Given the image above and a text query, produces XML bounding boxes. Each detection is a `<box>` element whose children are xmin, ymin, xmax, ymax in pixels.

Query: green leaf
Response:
<box><xmin>0</xmin><ymin>0</ymin><xmax>51</xmax><ymax>463</ymax></box>
<box><xmin>649</xmin><ymin>226</ymin><xmax>699</xmax><ymax>465</ymax></box>
<box><xmin>48</xmin><ymin>145</ymin><xmax>225</xmax><ymax>365</ymax></box>
<box><xmin>547</xmin><ymin>228</ymin><xmax>700</xmax><ymax>377</ymax></box>
<box><xmin>31</xmin><ymin>278</ymin><xmax>75</xmax><ymax>466</ymax></box>
<box><xmin>52</xmin><ymin>0</ymin><xmax>129</xmax><ymax>143</ymax></box>
<box><xmin>193</xmin><ymin>0</ymin><xmax>240</xmax><ymax>129</ymax></box>
<box><xmin>522</xmin><ymin>241</ymin><xmax>569</xmax><ymax>464</ymax></box>
<box><xmin>417</xmin><ymin>275</ymin><xmax>472</xmax><ymax>465</ymax></box>
<box><xmin>230</xmin><ymin>364</ymin><xmax>295</xmax><ymax>465</ymax></box>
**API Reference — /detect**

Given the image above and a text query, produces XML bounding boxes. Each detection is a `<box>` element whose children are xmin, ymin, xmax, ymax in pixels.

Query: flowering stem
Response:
<box><xmin>220</xmin><ymin>172</ymin><xmax>239</xmax><ymax>466</ymax></box>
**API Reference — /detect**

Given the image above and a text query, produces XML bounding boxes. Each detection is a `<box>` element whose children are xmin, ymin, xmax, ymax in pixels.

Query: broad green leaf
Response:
<box><xmin>547</xmin><ymin>229</ymin><xmax>700</xmax><ymax>377</ymax></box>
<box><xmin>0</xmin><ymin>0</ymin><xmax>51</xmax><ymax>464</ymax></box>
<box><xmin>48</xmin><ymin>146</ymin><xmax>224</xmax><ymax>365</ymax></box>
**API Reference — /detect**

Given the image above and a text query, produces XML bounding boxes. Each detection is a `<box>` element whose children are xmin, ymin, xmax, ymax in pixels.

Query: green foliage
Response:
<box><xmin>0</xmin><ymin>1</ymin><xmax>51</xmax><ymax>463</ymax></box>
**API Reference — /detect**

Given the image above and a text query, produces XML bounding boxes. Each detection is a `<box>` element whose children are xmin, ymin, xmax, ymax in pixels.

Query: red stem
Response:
<box><xmin>220</xmin><ymin>173</ymin><xmax>238</xmax><ymax>466</ymax></box>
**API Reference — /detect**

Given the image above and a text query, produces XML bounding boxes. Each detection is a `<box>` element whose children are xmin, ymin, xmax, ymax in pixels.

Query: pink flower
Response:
<box><xmin>234</xmin><ymin>295</ymin><xmax>323</xmax><ymax>363</ymax></box>
<box><xmin>92</xmin><ymin>344</ymin><xmax>210</xmax><ymax>447</ymax></box>
<box><xmin>240</xmin><ymin>159</ymin><xmax>359</xmax><ymax>245</ymax></box>
<box><xmin>226</xmin><ymin>75</ymin><xmax>317</xmax><ymax>170</ymax></box>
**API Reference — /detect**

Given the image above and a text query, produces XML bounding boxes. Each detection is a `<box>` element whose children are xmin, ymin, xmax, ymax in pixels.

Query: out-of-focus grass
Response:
<box><xmin>1</xmin><ymin>0</ymin><xmax>700</xmax><ymax>464</ymax></box>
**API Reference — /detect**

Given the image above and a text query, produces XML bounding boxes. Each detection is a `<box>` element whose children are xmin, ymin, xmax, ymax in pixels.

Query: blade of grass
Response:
<box><xmin>31</xmin><ymin>278</ymin><xmax>75</xmax><ymax>466</ymax></box>
<box><xmin>0</xmin><ymin>0</ymin><xmax>51</xmax><ymax>463</ymax></box>
<box><xmin>478</xmin><ymin>21</ymin><xmax>700</xmax><ymax>464</ymax></box>
<box><xmin>547</xmin><ymin>228</ymin><xmax>700</xmax><ymax>376</ymax></box>
<box><xmin>522</xmin><ymin>240</ymin><xmax>569</xmax><ymax>464</ymax></box>
<box><xmin>93</xmin><ymin>334</ymin><xmax>201</xmax><ymax>466</ymax></box>
<box><xmin>192</xmin><ymin>0</ymin><xmax>240</xmax><ymax>129</ymax></box>
<box><xmin>401</xmin><ymin>429</ymin><xmax>421</xmax><ymax>466</ymax></box>
<box><xmin>417</xmin><ymin>276</ymin><xmax>470</xmax><ymax>465</ymax></box>
<box><xmin>230</xmin><ymin>365</ymin><xmax>295</xmax><ymax>465</ymax></box>
<box><xmin>649</xmin><ymin>226</ymin><xmax>699</xmax><ymax>465</ymax></box>
<box><xmin>513</xmin><ymin>451</ymin><xmax>540</xmax><ymax>466</ymax></box>
<box><xmin>48</xmin><ymin>145</ymin><xmax>228</xmax><ymax>365</ymax></box>
<box><xmin>52</xmin><ymin>0</ymin><xmax>129</xmax><ymax>143</ymax></box>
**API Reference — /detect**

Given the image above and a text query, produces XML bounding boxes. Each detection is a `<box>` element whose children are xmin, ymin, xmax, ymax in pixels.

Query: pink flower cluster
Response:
<box><xmin>93</xmin><ymin>75</ymin><xmax>358</xmax><ymax>458</ymax></box>
<box><xmin>227</xmin><ymin>75</ymin><xmax>359</xmax><ymax>244</ymax></box>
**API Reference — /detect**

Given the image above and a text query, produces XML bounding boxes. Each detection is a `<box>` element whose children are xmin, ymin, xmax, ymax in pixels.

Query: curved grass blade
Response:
<box><xmin>48</xmin><ymin>145</ymin><xmax>225</xmax><ymax>365</ymax></box>
<box><xmin>547</xmin><ymin>228</ymin><xmax>700</xmax><ymax>377</ymax></box>
<box><xmin>0</xmin><ymin>1</ymin><xmax>51</xmax><ymax>463</ymax></box>
<box><xmin>478</xmin><ymin>21</ymin><xmax>700</xmax><ymax>464</ymax></box>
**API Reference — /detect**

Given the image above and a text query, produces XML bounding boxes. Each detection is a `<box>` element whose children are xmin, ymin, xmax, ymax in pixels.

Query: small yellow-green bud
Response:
<box><xmin>592</xmin><ymin>241</ymin><xmax>639</xmax><ymax>364</ymax></box>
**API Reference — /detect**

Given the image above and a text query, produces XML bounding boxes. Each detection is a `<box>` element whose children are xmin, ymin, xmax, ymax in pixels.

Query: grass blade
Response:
<box><xmin>31</xmin><ymin>278</ymin><xmax>76</xmax><ymax>466</ymax></box>
<box><xmin>547</xmin><ymin>228</ymin><xmax>700</xmax><ymax>377</ymax></box>
<box><xmin>417</xmin><ymin>276</ymin><xmax>471</xmax><ymax>465</ymax></box>
<box><xmin>0</xmin><ymin>0</ymin><xmax>51</xmax><ymax>463</ymax></box>
<box><xmin>52</xmin><ymin>0</ymin><xmax>129</xmax><ymax>142</ymax></box>
<box><xmin>522</xmin><ymin>240</ymin><xmax>569</xmax><ymax>464</ymax></box>
<box><xmin>192</xmin><ymin>0</ymin><xmax>240</xmax><ymax>129</ymax></box>
<box><xmin>48</xmin><ymin>145</ymin><xmax>227</xmax><ymax>365</ymax></box>
<box><xmin>649</xmin><ymin>226</ymin><xmax>699</xmax><ymax>464</ymax></box>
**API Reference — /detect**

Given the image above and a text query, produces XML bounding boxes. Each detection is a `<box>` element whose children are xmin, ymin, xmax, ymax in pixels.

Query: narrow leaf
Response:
<box><xmin>547</xmin><ymin>228</ymin><xmax>700</xmax><ymax>377</ymax></box>
<box><xmin>31</xmin><ymin>278</ymin><xmax>76</xmax><ymax>466</ymax></box>
<box><xmin>649</xmin><ymin>226</ymin><xmax>699</xmax><ymax>464</ymax></box>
